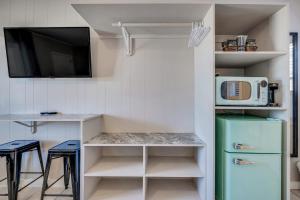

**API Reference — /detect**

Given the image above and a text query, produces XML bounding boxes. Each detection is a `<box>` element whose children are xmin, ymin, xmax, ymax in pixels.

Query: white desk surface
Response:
<box><xmin>0</xmin><ymin>114</ymin><xmax>102</xmax><ymax>122</ymax></box>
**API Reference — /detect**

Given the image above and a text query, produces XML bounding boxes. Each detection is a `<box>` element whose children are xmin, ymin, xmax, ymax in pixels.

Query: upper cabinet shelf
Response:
<box><xmin>215</xmin><ymin>51</ymin><xmax>287</xmax><ymax>68</ymax></box>
<box><xmin>71</xmin><ymin>3</ymin><xmax>211</xmax><ymax>37</ymax></box>
<box><xmin>215</xmin><ymin>4</ymin><xmax>288</xmax><ymax>56</ymax></box>
<box><xmin>215</xmin><ymin>4</ymin><xmax>284</xmax><ymax>35</ymax></box>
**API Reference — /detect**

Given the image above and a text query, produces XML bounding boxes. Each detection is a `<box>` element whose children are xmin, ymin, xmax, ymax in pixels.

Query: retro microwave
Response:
<box><xmin>216</xmin><ymin>76</ymin><xmax>268</xmax><ymax>106</ymax></box>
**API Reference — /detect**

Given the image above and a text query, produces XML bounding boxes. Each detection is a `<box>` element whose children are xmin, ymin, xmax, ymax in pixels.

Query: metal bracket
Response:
<box><xmin>13</xmin><ymin>121</ymin><xmax>47</xmax><ymax>134</ymax></box>
<box><xmin>121</xmin><ymin>25</ymin><xmax>133</xmax><ymax>56</ymax></box>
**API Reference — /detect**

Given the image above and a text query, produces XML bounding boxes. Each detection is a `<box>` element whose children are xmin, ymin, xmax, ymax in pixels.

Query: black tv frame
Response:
<box><xmin>4</xmin><ymin>27</ymin><xmax>92</xmax><ymax>78</ymax></box>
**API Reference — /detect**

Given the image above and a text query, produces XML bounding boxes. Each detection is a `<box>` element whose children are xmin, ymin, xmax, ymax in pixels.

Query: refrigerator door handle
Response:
<box><xmin>233</xmin><ymin>158</ymin><xmax>256</xmax><ymax>165</ymax></box>
<box><xmin>233</xmin><ymin>143</ymin><xmax>255</xmax><ymax>150</ymax></box>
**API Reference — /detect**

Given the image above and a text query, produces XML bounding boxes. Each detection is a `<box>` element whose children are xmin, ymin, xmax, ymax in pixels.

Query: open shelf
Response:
<box><xmin>72</xmin><ymin>4</ymin><xmax>211</xmax><ymax>37</ymax></box>
<box><xmin>146</xmin><ymin>157</ymin><xmax>203</xmax><ymax>178</ymax></box>
<box><xmin>146</xmin><ymin>179</ymin><xmax>200</xmax><ymax>200</ymax></box>
<box><xmin>215</xmin><ymin>106</ymin><xmax>287</xmax><ymax>111</ymax></box>
<box><xmin>215</xmin><ymin>4</ymin><xmax>284</xmax><ymax>35</ymax></box>
<box><xmin>89</xmin><ymin>179</ymin><xmax>143</xmax><ymax>200</ymax></box>
<box><xmin>215</xmin><ymin>51</ymin><xmax>286</xmax><ymax>68</ymax></box>
<box><xmin>85</xmin><ymin>157</ymin><xmax>143</xmax><ymax>177</ymax></box>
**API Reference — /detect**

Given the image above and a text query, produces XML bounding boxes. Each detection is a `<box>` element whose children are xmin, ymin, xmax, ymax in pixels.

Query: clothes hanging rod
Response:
<box><xmin>112</xmin><ymin>22</ymin><xmax>193</xmax><ymax>27</ymax></box>
<box><xmin>109</xmin><ymin>21</ymin><xmax>208</xmax><ymax>56</ymax></box>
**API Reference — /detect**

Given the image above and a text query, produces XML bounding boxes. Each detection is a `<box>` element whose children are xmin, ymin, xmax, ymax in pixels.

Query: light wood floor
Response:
<box><xmin>0</xmin><ymin>174</ymin><xmax>73</xmax><ymax>200</ymax></box>
<box><xmin>0</xmin><ymin>187</ymin><xmax>298</xmax><ymax>200</ymax></box>
<box><xmin>292</xmin><ymin>190</ymin><xmax>300</xmax><ymax>200</ymax></box>
<box><xmin>0</xmin><ymin>187</ymin><xmax>72</xmax><ymax>200</ymax></box>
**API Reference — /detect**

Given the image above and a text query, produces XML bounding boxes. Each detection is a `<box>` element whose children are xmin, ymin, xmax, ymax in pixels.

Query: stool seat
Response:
<box><xmin>49</xmin><ymin>140</ymin><xmax>80</xmax><ymax>153</ymax></box>
<box><xmin>41</xmin><ymin>140</ymin><xmax>80</xmax><ymax>200</ymax></box>
<box><xmin>0</xmin><ymin>140</ymin><xmax>44</xmax><ymax>200</ymax></box>
<box><xmin>0</xmin><ymin>140</ymin><xmax>39</xmax><ymax>153</ymax></box>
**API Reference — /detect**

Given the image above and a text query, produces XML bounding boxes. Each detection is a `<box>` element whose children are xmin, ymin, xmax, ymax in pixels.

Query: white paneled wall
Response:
<box><xmin>0</xmin><ymin>0</ymin><xmax>194</xmax><ymax>180</ymax></box>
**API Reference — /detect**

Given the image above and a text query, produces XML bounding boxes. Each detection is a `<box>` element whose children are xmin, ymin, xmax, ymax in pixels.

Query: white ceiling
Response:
<box><xmin>72</xmin><ymin>4</ymin><xmax>211</xmax><ymax>36</ymax></box>
<box><xmin>215</xmin><ymin>4</ymin><xmax>284</xmax><ymax>35</ymax></box>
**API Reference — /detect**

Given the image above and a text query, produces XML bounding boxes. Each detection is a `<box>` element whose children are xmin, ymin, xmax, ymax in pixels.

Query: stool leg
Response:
<box><xmin>36</xmin><ymin>144</ymin><xmax>45</xmax><ymax>175</ymax></box>
<box><xmin>14</xmin><ymin>153</ymin><xmax>22</xmax><ymax>200</ymax></box>
<box><xmin>69</xmin><ymin>155</ymin><xmax>78</xmax><ymax>200</ymax></box>
<box><xmin>6</xmin><ymin>153</ymin><xmax>14</xmax><ymax>200</ymax></box>
<box><xmin>40</xmin><ymin>155</ymin><xmax>52</xmax><ymax>200</ymax></box>
<box><xmin>6</xmin><ymin>152</ymin><xmax>21</xmax><ymax>200</ymax></box>
<box><xmin>64</xmin><ymin>157</ymin><xmax>70</xmax><ymax>189</ymax></box>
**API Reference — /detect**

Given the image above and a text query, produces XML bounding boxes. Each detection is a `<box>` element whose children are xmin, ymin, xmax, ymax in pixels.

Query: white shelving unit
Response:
<box><xmin>81</xmin><ymin>132</ymin><xmax>205</xmax><ymax>200</ymax></box>
<box><xmin>71</xmin><ymin>2</ymin><xmax>290</xmax><ymax>200</ymax></box>
<box><xmin>212</xmin><ymin>3</ymin><xmax>290</xmax><ymax>200</ymax></box>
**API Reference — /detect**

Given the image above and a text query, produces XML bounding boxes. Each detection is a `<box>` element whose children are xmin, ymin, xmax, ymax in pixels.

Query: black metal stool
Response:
<box><xmin>0</xmin><ymin>140</ymin><xmax>44</xmax><ymax>200</ymax></box>
<box><xmin>41</xmin><ymin>140</ymin><xmax>80</xmax><ymax>200</ymax></box>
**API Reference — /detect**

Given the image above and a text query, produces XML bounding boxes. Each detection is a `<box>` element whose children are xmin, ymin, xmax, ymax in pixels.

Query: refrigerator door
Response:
<box><xmin>216</xmin><ymin>115</ymin><xmax>282</xmax><ymax>153</ymax></box>
<box><xmin>224</xmin><ymin>152</ymin><xmax>281</xmax><ymax>200</ymax></box>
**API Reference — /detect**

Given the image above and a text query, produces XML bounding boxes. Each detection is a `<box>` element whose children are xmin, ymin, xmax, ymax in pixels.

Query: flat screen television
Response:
<box><xmin>4</xmin><ymin>27</ymin><xmax>92</xmax><ymax>78</ymax></box>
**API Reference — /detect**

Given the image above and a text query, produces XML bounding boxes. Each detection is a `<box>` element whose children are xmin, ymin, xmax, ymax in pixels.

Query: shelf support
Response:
<box><xmin>14</xmin><ymin>121</ymin><xmax>47</xmax><ymax>134</ymax></box>
<box><xmin>121</xmin><ymin>25</ymin><xmax>133</xmax><ymax>56</ymax></box>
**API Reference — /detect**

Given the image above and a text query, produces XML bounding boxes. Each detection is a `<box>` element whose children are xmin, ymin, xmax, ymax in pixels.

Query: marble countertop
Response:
<box><xmin>86</xmin><ymin>132</ymin><xmax>205</xmax><ymax>146</ymax></box>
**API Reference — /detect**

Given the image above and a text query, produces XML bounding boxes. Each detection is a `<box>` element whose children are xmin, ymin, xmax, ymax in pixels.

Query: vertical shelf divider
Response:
<box><xmin>143</xmin><ymin>146</ymin><xmax>148</xmax><ymax>200</ymax></box>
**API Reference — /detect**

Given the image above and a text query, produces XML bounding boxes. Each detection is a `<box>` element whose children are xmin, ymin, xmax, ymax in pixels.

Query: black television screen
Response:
<box><xmin>4</xmin><ymin>27</ymin><xmax>92</xmax><ymax>78</ymax></box>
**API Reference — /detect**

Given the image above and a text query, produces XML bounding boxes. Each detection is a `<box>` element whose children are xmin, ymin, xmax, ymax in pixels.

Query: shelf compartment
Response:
<box><xmin>146</xmin><ymin>146</ymin><xmax>204</xmax><ymax>178</ymax></box>
<box><xmin>84</xmin><ymin>146</ymin><xmax>143</xmax><ymax>177</ymax></box>
<box><xmin>215</xmin><ymin>51</ymin><xmax>286</xmax><ymax>68</ymax></box>
<box><xmin>146</xmin><ymin>157</ymin><xmax>203</xmax><ymax>178</ymax></box>
<box><xmin>88</xmin><ymin>178</ymin><xmax>143</xmax><ymax>200</ymax></box>
<box><xmin>146</xmin><ymin>179</ymin><xmax>201</xmax><ymax>200</ymax></box>
<box><xmin>85</xmin><ymin>157</ymin><xmax>143</xmax><ymax>177</ymax></box>
<box><xmin>215</xmin><ymin>106</ymin><xmax>286</xmax><ymax>111</ymax></box>
<box><xmin>215</xmin><ymin>4</ymin><xmax>284</xmax><ymax>35</ymax></box>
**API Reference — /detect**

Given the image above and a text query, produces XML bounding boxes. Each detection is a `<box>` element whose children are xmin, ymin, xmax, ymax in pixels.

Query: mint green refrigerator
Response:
<box><xmin>216</xmin><ymin>115</ymin><xmax>282</xmax><ymax>200</ymax></box>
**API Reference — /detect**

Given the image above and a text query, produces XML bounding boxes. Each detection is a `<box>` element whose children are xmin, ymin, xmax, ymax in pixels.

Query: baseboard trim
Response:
<box><xmin>291</xmin><ymin>181</ymin><xmax>300</xmax><ymax>189</ymax></box>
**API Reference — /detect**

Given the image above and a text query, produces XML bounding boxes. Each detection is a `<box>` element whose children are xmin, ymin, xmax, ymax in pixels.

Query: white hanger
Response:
<box><xmin>188</xmin><ymin>21</ymin><xmax>210</xmax><ymax>48</ymax></box>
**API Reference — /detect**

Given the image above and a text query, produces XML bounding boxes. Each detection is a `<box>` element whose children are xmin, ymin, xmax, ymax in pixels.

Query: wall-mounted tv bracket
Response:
<box><xmin>13</xmin><ymin>121</ymin><xmax>48</xmax><ymax>134</ymax></box>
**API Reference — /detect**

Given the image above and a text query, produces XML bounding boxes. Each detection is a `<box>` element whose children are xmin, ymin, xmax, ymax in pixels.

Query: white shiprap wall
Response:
<box><xmin>0</xmin><ymin>0</ymin><xmax>194</xmax><ymax>182</ymax></box>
